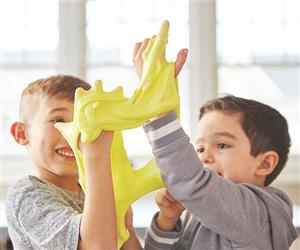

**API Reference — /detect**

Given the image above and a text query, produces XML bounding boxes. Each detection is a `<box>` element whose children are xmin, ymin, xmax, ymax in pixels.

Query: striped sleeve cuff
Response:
<box><xmin>143</xmin><ymin>111</ymin><xmax>185</xmax><ymax>149</ymax></box>
<box><xmin>145</xmin><ymin>212</ymin><xmax>182</xmax><ymax>249</ymax></box>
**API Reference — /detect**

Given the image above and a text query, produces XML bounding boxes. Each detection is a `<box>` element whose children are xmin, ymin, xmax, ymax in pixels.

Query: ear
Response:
<box><xmin>255</xmin><ymin>151</ymin><xmax>279</xmax><ymax>177</ymax></box>
<box><xmin>10</xmin><ymin>122</ymin><xmax>29</xmax><ymax>145</ymax></box>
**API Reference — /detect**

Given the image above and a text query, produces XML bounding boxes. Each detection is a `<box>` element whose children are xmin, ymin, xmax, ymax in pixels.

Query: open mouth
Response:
<box><xmin>55</xmin><ymin>148</ymin><xmax>75</xmax><ymax>160</ymax></box>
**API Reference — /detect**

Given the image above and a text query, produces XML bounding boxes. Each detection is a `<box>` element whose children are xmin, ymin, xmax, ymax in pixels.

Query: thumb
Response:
<box><xmin>125</xmin><ymin>207</ymin><xmax>133</xmax><ymax>229</ymax></box>
<box><xmin>174</xmin><ymin>49</ymin><xmax>188</xmax><ymax>77</ymax></box>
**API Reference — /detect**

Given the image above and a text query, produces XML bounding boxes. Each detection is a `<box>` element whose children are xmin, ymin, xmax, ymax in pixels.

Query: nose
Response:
<box><xmin>200</xmin><ymin>149</ymin><xmax>215</xmax><ymax>165</ymax></box>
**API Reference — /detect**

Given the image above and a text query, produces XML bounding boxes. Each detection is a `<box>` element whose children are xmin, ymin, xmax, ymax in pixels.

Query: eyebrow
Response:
<box><xmin>214</xmin><ymin>132</ymin><xmax>237</xmax><ymax>140</ymax></box>
<box><xmin>49</xmin><ymin>107</ymin><xmax>69</xmax><ymax>114</ymax></box>
<box><xmin>196</xmin><ymin>132</ymin><xmax>237</xmax><ymax>144</ymax></box>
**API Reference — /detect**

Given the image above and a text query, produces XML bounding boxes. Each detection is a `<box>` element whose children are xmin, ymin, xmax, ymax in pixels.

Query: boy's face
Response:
<box><xmin>196</xmin><ymin>110</ymin><xmax>262</xmax><ymax>185</ymax></box>
<box><xmin>24</xmin><ymin>95</ymin><xmax>78</xmax><ymax>185</ymax></box>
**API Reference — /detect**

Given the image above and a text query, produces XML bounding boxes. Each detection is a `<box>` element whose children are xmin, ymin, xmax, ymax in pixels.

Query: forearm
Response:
<box><xmin>79</xmin><ymin>154</ymin><xmax>117</xmax><ymax>249</ymax></box>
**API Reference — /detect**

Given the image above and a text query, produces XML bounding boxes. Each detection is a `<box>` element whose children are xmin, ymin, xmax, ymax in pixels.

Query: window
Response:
<box><xmin>217</xmin><ymin>0</ymin><xmax>299</xmax><ymax>65</ymax></box>
<box><xmin>85</xmin><ymin>0</ymin><xmax>189</xmax><ymax>158</ymax></box>
<box><xmin>0</xmin><ymin>0</ymin><xmax>189</xmax><ymax>229</ymax></box>
<box><xmin>1</xmin><ymin>0</ymin><xmax>58</xmax><ymax>155</ymax></box>
<box><xmin>1</xmin><ymin>0</ymin><xmax>189</xmax><ymax>157</ymax></box>
<box><xmin>216</xmin><ymin>0</ymin><xmax>299</xmax><ymax>156</ymax></box>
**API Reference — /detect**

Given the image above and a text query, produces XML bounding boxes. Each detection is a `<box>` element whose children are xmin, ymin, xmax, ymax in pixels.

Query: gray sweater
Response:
<box><xmin>6</xmin><ymin>176</ymin><xmax>84</xmax><ymax>250</ymax></box>
<box><xmin>143</xmin><ymin>111</ymin><xmax>298</xmax><ymax>250</ymax></box>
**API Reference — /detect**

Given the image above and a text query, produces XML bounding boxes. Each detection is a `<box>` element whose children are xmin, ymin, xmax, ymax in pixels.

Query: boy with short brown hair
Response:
<box><xmin>6</xmin><ymin>75</ymin><xmax>139</xmax><ymax>249</ymax></box>
<box><xmin>132</xmin><ymin>37</ymin><xmax>298</xmax><ymax>249</ymax></box>
<box><xmin>143</xmin><ymin>96</ymin><xmax>298</xmax><ymax>250</ymax></box>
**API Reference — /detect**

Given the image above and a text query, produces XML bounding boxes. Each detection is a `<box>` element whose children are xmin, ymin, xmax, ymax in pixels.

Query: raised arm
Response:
<box><xmin>78</xmin><ymin>131</ymin><xmax>118</xmax><ymax>250</ymax></box>
<box><xmin>143</xmin><ymin>112</ymin><xmax>269</xmax><ymax>244</ymax></box>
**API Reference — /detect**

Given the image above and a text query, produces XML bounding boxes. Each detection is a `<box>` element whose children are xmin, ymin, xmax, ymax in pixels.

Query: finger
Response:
<box><xmin>156</xmin><ymin>197</ymin><xmax>171</xmax><ymax>207</ymax></box>
<box><xmin>159</xmin><ymin>188</ymin><xmax>171</xmax><ymax>199</ymax></box>
<box><xmin>156</xmin><ymin>20</ymin><xmax>169</xmax><ymax>47</ymax></box>
<box><xmin>174</xmin><ymin>49</ymin><xmax>189</xmax><ymax>77</ymax></box>
<box><xmin>159</xmin><ymin>20</ymin><xmax>170</xmax><ymax>36</ymax></box>
<box><xmin>164</xmin><ymin>190</ymin><xmax>176</xmax><ymax>202</ymax></box>
<box><xmin>175</xmin><ymin>201</ymin><xmax>185</xmax><ymax>211</ymax></box>
<box><xmin>136</xmin><ymin>38</ymin><xmax>150</xmax><ymax>58</ymax></box>
<box><xmin>126</xmin><ymin>206</ymin><xmax>133</xmax><ymax>217</ymax></box>
<box><xmin>133</xmin><ymin>42</ymin><xmax>142</xmax><ymax>60</ymax></box>
<box><xmin>125</xmin><ymin>207</ymin><xmax>133</xmax><ymax>229</ymax></box>
<box><xmin>145</xmin><ymin>35</ymin><xmax>156</xmax><ymax>53</ymax></box>
<box><xmin>156</xmin><ymin>190</ymin><xmax>171</xmax><ymax>207</ymax></box>
<box><xmin>148</xmin><ymin>21</ymin><xmax>169</xmax><ymax>60</ymax></box>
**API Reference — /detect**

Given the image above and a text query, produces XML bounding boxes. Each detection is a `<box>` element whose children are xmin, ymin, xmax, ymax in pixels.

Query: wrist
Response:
<box><xmin>156</xmin><ymin>212</ymin><xmax>180</xmax><ymax>232</ymax></box>
<box><xmin>81</xmin><ymin>148</ymin><xmax>111</xmax><ymax>159</ymax></box>
<box><xmin>149</xmin><ymin>111</ymin><xmax>171</xmax><ymax>122</ymax></box>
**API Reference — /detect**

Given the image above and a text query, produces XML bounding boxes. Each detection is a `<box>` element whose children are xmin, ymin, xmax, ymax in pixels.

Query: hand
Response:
<box><xmin>133</xmin><ymin>40</ymin><xmax>188</xmax><ymax>121</ymax></box>
<box><xmin>79</xmin><ymin>130</ymin><xmax>114</xmax><ymax>159</ymax></box>
<box><xmin>133</xmin><ymin>39</ymin><xmax>188</xmax><ymax>81</ymax></box>
<box><xmin>155</xmin><ymin>188</ymin><xmax>185</xmax><ymax>231</ymax></box>
<box><xmin>125</xmin><ymin>206</ymin><xmax>134</xmax><ymax>232</ymax></box>
<box><xmin>121</xmin><ymin>207</ymin><xmax>142</xmax><ymax>250</ymax></box>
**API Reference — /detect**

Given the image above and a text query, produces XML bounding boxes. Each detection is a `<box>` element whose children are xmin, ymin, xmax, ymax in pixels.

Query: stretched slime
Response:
<box><xmin>55</xmin><ymin>21</ymin><xmax>180</xmax><ymax>248</ymax></box>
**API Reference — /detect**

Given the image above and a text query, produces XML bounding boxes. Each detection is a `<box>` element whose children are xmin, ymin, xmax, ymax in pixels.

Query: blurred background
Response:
<box><xmin>0</xmin><ymin>0</ymin><xmax>299</xmax><ymax>248</ymax></box>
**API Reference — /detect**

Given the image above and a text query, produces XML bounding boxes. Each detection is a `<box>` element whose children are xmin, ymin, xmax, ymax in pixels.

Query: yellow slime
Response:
<box><xmin>55</xmin><ymin>20</ymin><xmax>180</xmax><ymax>248</ymax></box>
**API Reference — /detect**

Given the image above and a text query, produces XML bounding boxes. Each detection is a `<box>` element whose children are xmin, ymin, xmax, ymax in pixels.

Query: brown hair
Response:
<box><xmin>20</xmin><ymin>75</ymin><xmax>91</xmax><ymax>121</ymax></box>
<box><xmin>199</xmin><ymin>95</ymin><xmax>290</xmax><ymax>186</ymax></box>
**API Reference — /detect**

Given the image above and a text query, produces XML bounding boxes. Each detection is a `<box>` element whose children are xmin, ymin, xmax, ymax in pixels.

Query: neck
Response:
<box><xmin>250</xmin><ymin>176</ymin><xmax>266</xmax><ymax>187</ymax></box>
<box><xmin>34</xmin><ymin>169</ymin><xmax>80</xmax><ymax>193</ymax></box>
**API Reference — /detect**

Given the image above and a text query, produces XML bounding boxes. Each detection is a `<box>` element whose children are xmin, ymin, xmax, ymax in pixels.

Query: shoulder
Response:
<box><xmin>264</xmin><ymin>186</ymin><xmax>294</xmax><ymax>213</ymax></box>
<box><xmin>7</xmin><ymin>175</ymin><xmax>46</xmax><ymax>196</ymax></box>
<box><xmin>9</xmin><ymin>175</ymin><xmax>47</xmax><ymax>189</ymax></box>
<box><xmin>6</xmin><ymin>175</ymin><xmax>49</xmax><ymax>200</ymax></box>
<box><xmin>6</xmin><ymin>177</ymin><xmax>83</xmax><ymax>249</ymax></box>
<box><xmin>243</xmin><ymin>184</ymin><xmax>293</xmax><ymax>214</ymax></box>
<box><xmin>6</xmin><ymin>176</ymin><xmax>54</xmax><ymax>214</ymax></box>
<box><xmin>6</xmin><ymin>176</ymin><xmax>84</xmax><ymax>217</ymax></box>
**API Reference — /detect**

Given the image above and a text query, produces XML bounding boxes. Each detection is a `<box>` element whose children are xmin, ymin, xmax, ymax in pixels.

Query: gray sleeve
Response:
<box><xmin>16</xmin><ymin>186</ymin><xmax>81</xmax><ymax>250</ymax></box>
<box><xmin>143</xmin><ymin>111</ymin><xmax>269</xmax><ymax>244</ymax></box>
<box><xmin>144</xmin><ymin>212</ymin><xmax>182</xmax><ymax>250</ymax></box>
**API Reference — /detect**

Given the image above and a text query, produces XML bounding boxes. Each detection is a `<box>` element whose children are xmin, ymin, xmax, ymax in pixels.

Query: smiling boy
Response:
<box><xmin>6</xmin><ymin>75</ymin><xmax>139</xmax><ymax>249</ymax></box>
<box><xmin>17</xmin><ymin>90</ymin><xmax>79</xmax><ymax>190</ymax></box>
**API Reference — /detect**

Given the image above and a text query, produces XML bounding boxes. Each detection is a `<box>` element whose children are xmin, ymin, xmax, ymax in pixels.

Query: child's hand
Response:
<box><xmin>133</xmin><ymin>40</ymin><xmax>188</xmax><ymax>121</ymax></box>
<box><xmin>155</xmin><ymin>188</ymin><xmax>185</xmax><ymax>231</ymax></box>
<box><xmin>79</xmin><ymin>131</ymin><xmax>114</xmax><ymax>159</ymax></box>
<box><xmin>125</xmin><ymin>206</ymin><xmax>134</xmax><ymax>232</ymax></box>
<box><xmin>132</xmin><ymin>39</ymin><xmax>188</xmax><ymax>82</ymax></box>
<box><xmin>121</xmin><ymin>207</ymin><xmax>142</xmax><ymax>250</ymax></box>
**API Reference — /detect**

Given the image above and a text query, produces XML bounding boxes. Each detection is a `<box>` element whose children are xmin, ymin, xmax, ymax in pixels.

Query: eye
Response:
<box><xmin>196</xmin><ymin>146</ymin><xmax>204</xmax><ymax>154</ymax></box>
<box><xmin>50</xmin><ymin>118</ymin><xmax>65</xmax><ymax>124</ymax></box>
<box><xmin>217</xmin><ymin>143</ymin><xmax>230</xmax><ymax>150</ymax></box>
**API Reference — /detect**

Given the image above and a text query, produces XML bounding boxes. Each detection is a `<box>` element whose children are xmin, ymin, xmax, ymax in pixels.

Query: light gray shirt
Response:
<box><xmin>6</xmin><ymin>175</ymin><xmax>84</xmax><ymax>250</ymax></box>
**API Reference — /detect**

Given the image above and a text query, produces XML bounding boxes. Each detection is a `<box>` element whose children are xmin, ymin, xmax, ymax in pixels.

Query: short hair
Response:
<box><xmin>20</xmin><ymin>75</ymin><xmax>91</xmax><ymax>121</ymax></box>
<box><xmin>199</xmin><ymin>95</ymin><xmax>290</xmax><ymax>186</ymax></box>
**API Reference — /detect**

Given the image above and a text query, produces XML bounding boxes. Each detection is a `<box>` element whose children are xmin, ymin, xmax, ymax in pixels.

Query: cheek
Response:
<box><xmin>38</xmin><ymin>126</ymin><xmax>62</xmax><ymax>147</ymax></box>
<box><xmin>46</xmin><ymin>127</ymin><xmax>63</xmax><ymax>143</ymax></box>
<box><xmin>47</xmin><ymin>127</ymin><xmax>60</xmax><ymax>136</ymax></box>
<box><xmin>218</xmin><ymin>152</ymin><xmax>242</xmax><ymax>176</ymax></box>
